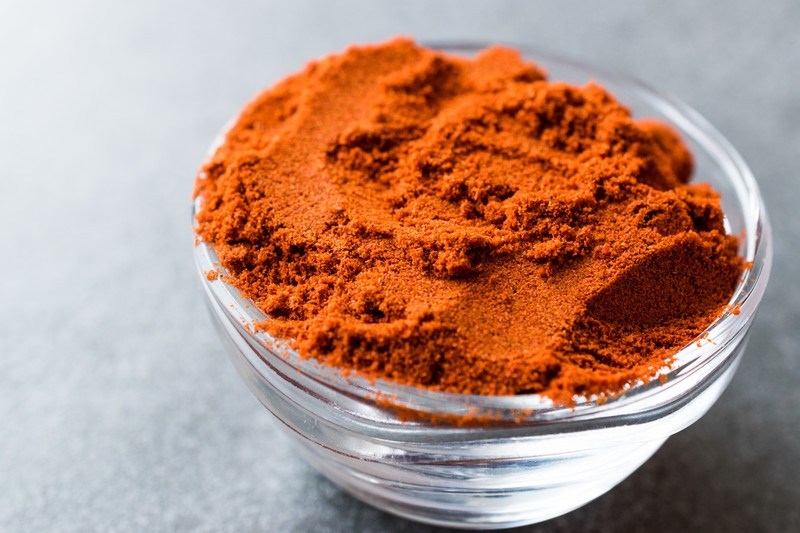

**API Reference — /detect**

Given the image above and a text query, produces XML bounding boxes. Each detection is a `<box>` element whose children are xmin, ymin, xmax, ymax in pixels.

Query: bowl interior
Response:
<box><xmin>193</xmin><ymin>44</ymin><xmax>771</xmax><ymax>426</ymax></box>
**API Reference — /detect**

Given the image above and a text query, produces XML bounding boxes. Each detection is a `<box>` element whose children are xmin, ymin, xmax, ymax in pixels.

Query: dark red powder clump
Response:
<box><xmin>194</xmin><ymin>38</ymin><xmax>742</xmax><ymax>404</ymax></box>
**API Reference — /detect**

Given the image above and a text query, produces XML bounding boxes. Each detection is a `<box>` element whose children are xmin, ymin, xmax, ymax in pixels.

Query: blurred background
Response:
<box><xmin>1</xmin><ymin>1</ymin><xmax>797</xmax><ymax>531</ymax></box>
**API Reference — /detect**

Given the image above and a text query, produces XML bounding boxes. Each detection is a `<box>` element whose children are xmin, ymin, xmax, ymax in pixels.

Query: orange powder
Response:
<box><xmin>194</xmin><ymin>38</ymin><xmax>742</xmax><ymax>404</ymax></box>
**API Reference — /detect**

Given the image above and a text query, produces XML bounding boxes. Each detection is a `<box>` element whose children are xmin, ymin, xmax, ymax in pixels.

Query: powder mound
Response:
<box><xmin>194</xmin><ymin>38</ymin><xmax>743</xmax><ymax>403</ymax></box>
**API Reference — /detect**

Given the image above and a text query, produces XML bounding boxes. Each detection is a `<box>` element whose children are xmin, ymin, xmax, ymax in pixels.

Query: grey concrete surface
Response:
<box><xmin>1</xmin><ymin>1</ymin><xmax>798</xmax><ymax>531</ymax></box>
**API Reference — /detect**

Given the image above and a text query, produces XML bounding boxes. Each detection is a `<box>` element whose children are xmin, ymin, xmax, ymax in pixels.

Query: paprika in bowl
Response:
<box><xmin>193</xmin><ymin>40</ymin><xmax>771</xmax><ymax>529</ymax></box>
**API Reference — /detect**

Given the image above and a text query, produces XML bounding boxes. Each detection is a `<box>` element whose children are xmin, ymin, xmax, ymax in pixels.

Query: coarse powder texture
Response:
<box><xmin>195</xmin><ymin>38</ymin><xmax>743</xmax><ymax>404</ymax></box>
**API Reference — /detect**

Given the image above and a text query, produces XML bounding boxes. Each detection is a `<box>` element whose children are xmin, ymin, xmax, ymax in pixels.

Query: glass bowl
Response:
<box><xmin>192</xmin><ymin>44</ymin><xmax>772</xmax><ymax>529</ymax></box>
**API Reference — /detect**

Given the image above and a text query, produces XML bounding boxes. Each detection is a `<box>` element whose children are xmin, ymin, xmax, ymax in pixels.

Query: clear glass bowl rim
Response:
<box><xmin>193</xmin><ymin>42</ymin><xmax>772</xmax><ymax>425</ymax></box>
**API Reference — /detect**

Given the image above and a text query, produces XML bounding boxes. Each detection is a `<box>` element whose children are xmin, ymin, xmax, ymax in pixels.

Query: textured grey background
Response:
<box><xmin>1</xmin><ymin>1</ymin><xmax>798</xmax><ymax>531</ymax></box>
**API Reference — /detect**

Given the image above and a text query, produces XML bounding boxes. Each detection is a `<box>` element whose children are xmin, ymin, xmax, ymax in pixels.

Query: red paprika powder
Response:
<box><xmin>194</xmin><ymin>38</ymin><xmax>743</xmax><ymax>405</ymax></box>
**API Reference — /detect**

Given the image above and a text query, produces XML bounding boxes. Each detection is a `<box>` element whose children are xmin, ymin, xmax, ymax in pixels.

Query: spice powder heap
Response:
<box><xmin>195</xmin><ymin>38</ymin><xmax>743</xmax><ymax>404</ymax></box>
